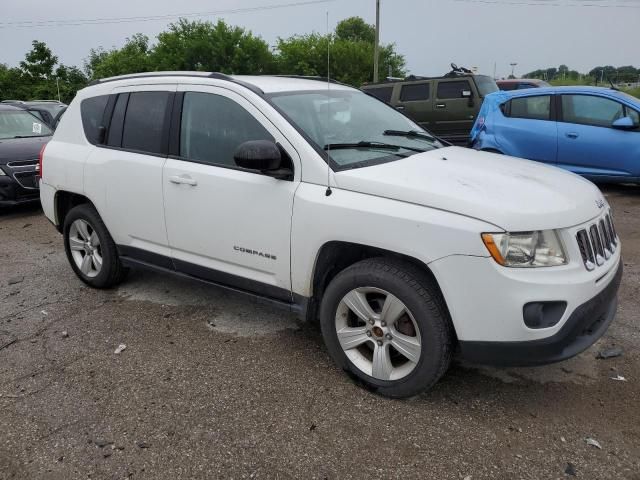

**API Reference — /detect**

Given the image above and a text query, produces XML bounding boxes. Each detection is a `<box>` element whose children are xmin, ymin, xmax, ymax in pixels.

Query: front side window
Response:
<box><xmin>437</xmin><ymin>80</ymin><xmax>471</xmax><ymax>99</ymax></box>
<box><xmin>561</xmin><ymin>95</ymin><xmax>624</xmax><ymax>128</ymax></box>
<box><xmin>121</xmin><ymin>91</ymin><xmax>171</xmax><ymax>154</ymax></box>
<box><xmin>180</xmin><ymin>92</ymin><xmax>274</xmax><ymax>166</ymax></box>
<box><xmin>270</xmin><ymin>89</ymin><xmax>441</xmax><ymax>170</ymax></box>
<box><xmin>0</xmin><ymin>110</ymin><xmax>52</xmax><ymax>140</ymax></box>
<box><xmin>507</xmin><ymin>95</ymin><xmax>551</xmax><ymax>121</ymax></box>
<box><xmin>627</xmin><ymin>107</ymin><xmax>640</xmax><ymax>126</ymax></box>
<box><xmin>400</xmin><ymin>83</ymin><xmax>430</xmax><ymax>102</ymax></box>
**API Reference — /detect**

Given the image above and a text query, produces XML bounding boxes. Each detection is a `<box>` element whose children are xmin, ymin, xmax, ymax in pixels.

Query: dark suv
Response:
<box><xmin>362</xmin><ymin>65</ymin><xmax>499</xmax><ymax>144</ymax></box>
<box><xmin>0</xmin><ymin>104</ymin><xmax>52</xmax><ymax>206</ymax></box>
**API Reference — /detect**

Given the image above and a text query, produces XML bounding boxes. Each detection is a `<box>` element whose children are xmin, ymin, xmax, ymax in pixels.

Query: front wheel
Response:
<box><xmin>319</xmin><ymin>258</ymin><xmax>454</xmax><ymax>398</ymax></box>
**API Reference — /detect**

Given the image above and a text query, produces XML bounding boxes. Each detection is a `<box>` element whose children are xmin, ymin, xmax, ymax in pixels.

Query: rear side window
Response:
<box><xmin>437</xmin><ymin>80</ymin><xmax>471</xmax><ymax>99</ymax></box>
<box><xmin>366</xmin><ymin>86</ymin><xmax>394</xmax><ymax>103</ymax></box>
<box><xmin>400</xmin><ymin>83</ymin><xmax>430</xmax><ymax>102</ymax></box>
<box><xmin>121</xmin><ymin>92</ymin><xmax>171</xmax><ymax>154</ymax></box>
<box><xmin>179</xmin><ymin>92</ymin><xmax>274</xmax><ymax>167</ymax></box>
<box><xmin>561</xmin><ymin>95</ymin><xmax>624</xmax><ymax>128</ymax></box>
<box><xmin>506</xmin><ymin>95</ymin><xmax>551</xmax><ymax>121</ymax></box>
<box><xmin>81</xmin><ymin>95</ymin><xmax>109</xmax><ymax>145</ymax></box>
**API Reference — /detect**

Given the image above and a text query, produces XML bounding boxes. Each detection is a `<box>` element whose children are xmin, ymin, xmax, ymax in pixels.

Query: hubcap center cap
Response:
<box><xmin>372</xmin><ymin>326</ymin><xmax>384</xmax><ymax>338</ymax></box>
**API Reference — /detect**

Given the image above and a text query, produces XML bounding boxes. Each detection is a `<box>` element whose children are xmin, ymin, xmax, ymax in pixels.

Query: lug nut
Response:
<box><xmin>369</xmin><ymin>319</ymin><xmax>375</xmax><ymax>325</ymax></box>
<box><xmin>385</xmin><ymin>333</ymin><xmax>392</xmax><ymax>340</ymax></box>
<box><xmin>381</xmin><ymin>321</ymin><xmax>387</xmax><ymax>327</ymax></box>
<box><xmin>366</xmin><ymin>330</ymin><xmax>372</xmax><ymax>337</ymax></box>
<box><xmin>377</xmin><ymin>340</ymin><xmax>383</xmax><ymax>346</ymax></box>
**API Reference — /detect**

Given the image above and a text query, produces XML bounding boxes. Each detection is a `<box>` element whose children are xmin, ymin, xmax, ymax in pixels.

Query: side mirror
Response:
<box><xmin>612</xmin><ymin>116</ymin><xmax>638</xmax><ymax>130</ymax></box>
<box><xmin>234</xmin><ymin>140</ymin><xmax>292</xmax><ymax>180</ymax></box>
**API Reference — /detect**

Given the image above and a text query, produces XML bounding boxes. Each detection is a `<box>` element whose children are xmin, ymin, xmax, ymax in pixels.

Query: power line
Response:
<box><xmin>451</xmin><ymin>0</ymin><xmax>640</xmax><ymax>7</ymax></box>
<box><xmin>0</xmin><ymin>0</ymin><xmax>335</xmax><ymax>28</ymax></box>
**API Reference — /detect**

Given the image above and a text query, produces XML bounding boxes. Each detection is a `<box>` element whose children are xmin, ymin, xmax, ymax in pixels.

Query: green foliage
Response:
<box><xmin>525</xmin><ymin>64</ymin><xmax>639</xmax><ymax>85</ymax></box>
<box><xmin>152</xmin><ymin>19</ymin><xmax>275</xmax><ymax>74</ymax></box>
<box><xmin>276</xmin><ymin>17</ymin><xmax>405</xmax><ymax>86</ymax></box>
<box><xmin>85</xmin><ymin>34</ymin><xmax>152</xmax><ymax>79</ymax></box>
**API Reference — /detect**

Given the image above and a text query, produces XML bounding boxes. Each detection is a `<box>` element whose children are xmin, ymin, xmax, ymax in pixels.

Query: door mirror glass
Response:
<box><xmin>461</xmin><ymin>90</ymin><xmax>472</xmax><ymax>98</ymax></box>
<box><xmin>234</xmin><ymin>140</ymin><xmax>282</xmax><ymax>171</ymax></box>
<box><xmin>612</xmin><ymin>116</ymin><xmax>637</xmax><ymax>130</ymax></box>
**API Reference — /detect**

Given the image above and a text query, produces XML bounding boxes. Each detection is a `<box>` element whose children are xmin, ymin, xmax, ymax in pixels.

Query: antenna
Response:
<box><xmin>325</xmin><ymin>10</ymin><xmax>333</xmax><ymax>197</ymax></box>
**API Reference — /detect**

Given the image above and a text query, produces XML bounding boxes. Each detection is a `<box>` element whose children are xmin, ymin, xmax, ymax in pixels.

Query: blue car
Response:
<box><xmin>470</xmin><ymin>86</ymin><xmax>640</xmax><ymax>183</ymax></box>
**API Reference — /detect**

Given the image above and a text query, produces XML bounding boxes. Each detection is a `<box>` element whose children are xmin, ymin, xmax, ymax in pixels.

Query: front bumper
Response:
<box><xmin>0</xmin><ymin>175</ymin><xmax>40</xmax><ymax>206</ymax></box>
<box><xmin>458</xmin><ymin>261</ymin><xmax>622</xmax><ymax>366</ymax></box>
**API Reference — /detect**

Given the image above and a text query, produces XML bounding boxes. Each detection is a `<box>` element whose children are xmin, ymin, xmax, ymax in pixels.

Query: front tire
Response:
<box><xmin>63</xmin><ymin>204</ymin><xmax>127</xmax><ymax>289</ymax></box>
<box><xmin>319</xmin><ymin>258</ymin><xmax>454</xmax><ymax>398</ymax></box>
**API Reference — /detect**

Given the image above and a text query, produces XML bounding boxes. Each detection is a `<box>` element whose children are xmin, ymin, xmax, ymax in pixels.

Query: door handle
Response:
<box><xmin>396</xmin><ymin>106</ymin><xmax>406</xmax><ymax>111</ymax></box>
<box><xmin>435</xmin><ymin>104</ymin><xmax>446</xmax><ymax>109</ymax></box>
<box><xmin>169</xmin><ymin>175</ymin><xmax>198</xmax><ymax>186</ymax></box>
<box><xmin>566</xmin><ymin>132</ymin><xmax>579</xmax><ymax>139</ymax></box>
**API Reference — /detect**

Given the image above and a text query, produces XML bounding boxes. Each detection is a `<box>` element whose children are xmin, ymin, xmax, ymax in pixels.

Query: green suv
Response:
<box><xmin>362</xmin><ymin>65</ymin><xmax>499</xmax><ymax>145</ymax></box>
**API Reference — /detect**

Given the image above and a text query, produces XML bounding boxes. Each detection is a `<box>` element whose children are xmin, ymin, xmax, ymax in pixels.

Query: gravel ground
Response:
<box><xmin>1</xmin><ymin>185</ymin><xmax>639</xmax><ymax>480</ymax></box>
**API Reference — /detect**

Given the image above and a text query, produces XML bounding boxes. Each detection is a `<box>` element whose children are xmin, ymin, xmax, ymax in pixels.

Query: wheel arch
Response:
<box><xmin>54</xmin><ymin>190</ymin><xmax>93</xmax><ymax>233</ymax></box>
<box><xmin>304</xmin><ymin>241</ymin><xmax>453</xmax><ymax>329</ymax></box>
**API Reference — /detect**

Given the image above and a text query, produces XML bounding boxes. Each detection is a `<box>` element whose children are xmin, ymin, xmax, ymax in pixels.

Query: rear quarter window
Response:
<box><xmin>80</xmin><ymin>95</ymin><xmax>109</xmax><ymax>145</ymax></box>
<box><xmin>365</xmin><ymin>86</ymin><xmax>394</xmax><ymax>103</ymax></box>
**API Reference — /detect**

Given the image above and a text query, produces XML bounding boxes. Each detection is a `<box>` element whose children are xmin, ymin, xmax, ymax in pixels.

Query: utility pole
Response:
<box><xmin>373</xmin><ymin>0</ymin><xmax>380</xmax><ymax>83</ymax></box>
<box><xmin>56</xmin><ymin>77</ymin><xmax>61</xmax><ymax>102</ymax></box>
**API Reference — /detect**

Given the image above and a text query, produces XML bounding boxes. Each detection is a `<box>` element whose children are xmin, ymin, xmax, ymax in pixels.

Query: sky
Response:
<box><xmin>0</xmin><ymin>0</ymin><xmax>638</xmax><ymax>79</ymax></box>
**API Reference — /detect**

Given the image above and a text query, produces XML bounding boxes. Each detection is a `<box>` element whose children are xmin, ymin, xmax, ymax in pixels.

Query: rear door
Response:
<box><xmin>394</xmin><ymin>81</ymin><xmax>433</xmax><ymax>131</ymax></box>
<box><xmin>431</xmin><ymin>78</ymin><xmax>476</xmax><ymax>142</ymax></box>
<box><xmin>557</xmin><ymin>94</ymin><xmax>640</xmax><ymax>178</ymax></box>
<box><xmin>84</xmin><ymin>85</ymin><xmax>176</xmax><ymax>261</ymax></box>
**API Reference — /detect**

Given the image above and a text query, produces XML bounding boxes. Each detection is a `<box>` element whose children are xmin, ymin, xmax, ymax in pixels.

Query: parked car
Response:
<box><xmin>362</xmin><ymin>64</ymin><xmax>499</xmax><ymax>145</ymax></box>
<box><xmin>1</xmin><ymin>100</ymin><xmax>67</xmax><ymax>130</ymax></box>
<box><xmin>470</xmin><ymin>86</ymin><xmax>640</xmax><ymax>183</ymax></box>
<box><xmin>41</xmin><ymin>73</ymin><xmax>621</xmax><ymax>397</ymax></box>
<box><xmin>0</xmin><ymin>104</ymin><xmax>51</xmax><ymax>206</ymax></box>
<box><xmin>497</xmin><ymin>78</ymin><xmax>551</xmax><ymax>90</ymax></box>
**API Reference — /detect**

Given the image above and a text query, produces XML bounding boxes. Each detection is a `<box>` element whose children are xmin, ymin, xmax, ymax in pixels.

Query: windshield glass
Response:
<box><xmin>475</xmin><ymin>75</ymin><xmax>499</xmax><ymax>96</ymax></box>
<box><xmin>0</xmin><ymin>110</ymin><xmax>52</xmax><ymax>140</ymax></box>
<box><xmin>270</xmin><ymin>89</ymin><xmax>442</xmax><ymax>170</ymax></box>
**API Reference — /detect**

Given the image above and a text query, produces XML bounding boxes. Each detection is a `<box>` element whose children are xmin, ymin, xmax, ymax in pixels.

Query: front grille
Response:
<box><xmin>576</xmin><ymin>211</ymin><xmax>617</xmax><ymax>271</ymax></box>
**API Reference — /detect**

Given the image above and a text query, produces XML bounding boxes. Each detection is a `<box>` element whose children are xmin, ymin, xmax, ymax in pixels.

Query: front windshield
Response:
<box><xmin>270</xmin><ymin>89</ymin><xmax>442</xmax><ymax>170</ymax></box>
<box><xmin>0</xmin><ymin>110</ymin><xmax>52</xmax><ymax>140</ymax></box>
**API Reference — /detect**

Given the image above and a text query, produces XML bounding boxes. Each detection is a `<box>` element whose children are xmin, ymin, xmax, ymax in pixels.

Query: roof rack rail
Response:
<box><xmin>274</xmin><ymin>75</ymin><xmax>348</xmax><ymax>87</ymax></box>
<box><xmin>87</xmin><ymin>71</ymin><xmax>264</xmax><ymax>96</ymax></box>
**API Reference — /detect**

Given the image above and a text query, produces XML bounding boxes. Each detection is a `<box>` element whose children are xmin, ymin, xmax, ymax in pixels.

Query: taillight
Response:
<box><xmin>37</xmin><ymin>143</ymin><xmax>46</xmax><ymax>180</ymax></box>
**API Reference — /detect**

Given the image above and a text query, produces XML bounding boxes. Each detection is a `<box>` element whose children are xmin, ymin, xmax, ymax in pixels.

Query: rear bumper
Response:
<box><xmin>0</xmin><ymin>175</ymin><xmax>40</xmax><ymax>206</ymax></box>
<box><xmin>458</xmin><ymin>261</ymin><xmax>622</xmax><ymax>366</ymax></box>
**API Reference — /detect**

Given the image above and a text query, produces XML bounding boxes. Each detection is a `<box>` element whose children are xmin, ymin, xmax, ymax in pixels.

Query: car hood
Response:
<box><xmin>334</xmin><ymin>146</ymin><xmax>605</xmax><ymax>231</ymax></box>
<box><xmin>0</xmin><ymin>136</ymin><xmax>50</xmax><ymax>165</ymax></box>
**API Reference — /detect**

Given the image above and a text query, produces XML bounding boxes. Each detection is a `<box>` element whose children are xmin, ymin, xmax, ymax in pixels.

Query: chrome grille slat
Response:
<box><xmin>576</xmin><ymin>210</ymin><xmax>618</xmax><ymax>271</ymax></box>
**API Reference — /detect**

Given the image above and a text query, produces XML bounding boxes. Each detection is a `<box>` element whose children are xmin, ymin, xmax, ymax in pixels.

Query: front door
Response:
<box><xmin>162</xmin><ymin>86</ymin><xmax>300</xmax><ymax>301</ymax></box>
<box><xmin>557</xmin><ymin>94</ymin><xmax>640</xmax><ymax>178</ymax></box>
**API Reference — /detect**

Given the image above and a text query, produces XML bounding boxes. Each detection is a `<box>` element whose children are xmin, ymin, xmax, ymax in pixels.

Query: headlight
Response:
<box><xmin>481</xmin><ymin>230</ymin><xmax>567</xmax><ymax>267</ymax></box>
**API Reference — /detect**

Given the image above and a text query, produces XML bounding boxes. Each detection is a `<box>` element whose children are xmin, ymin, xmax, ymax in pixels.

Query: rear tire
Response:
<box><xmin>63</xmin><ymin>204</ymin><xmax>127</xmax><ymax>289</ymax></box>
<box><xmin>319</xmin><ymin>257</ymin><xmax>454</xmax><ymax>398</ymax></box>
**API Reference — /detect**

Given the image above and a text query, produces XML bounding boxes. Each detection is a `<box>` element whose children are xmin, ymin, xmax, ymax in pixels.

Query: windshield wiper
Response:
<box><xmin>383</xmin><ymin>129</ymin><xmax>436</xmax><ymax>142</ymax></box>
<box><xmin>11</xmin><ymin>135</ymin><xmax>49</xmax><ymax>139</ymax></box>
<box><xmin>323</xmin><ymin>141</ymin><xmax>425</xmax><ymax>153</ymax></box>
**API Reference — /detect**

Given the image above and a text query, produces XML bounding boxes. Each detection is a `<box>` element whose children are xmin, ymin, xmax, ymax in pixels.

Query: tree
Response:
<box><xmin>20</xmin><ymin>40</ymin><xmax>57</xmax><ymax>80</ymax></box>
<box><xmin>276</xmin><ymin>17</ymin><xmax>405</xmax><ymax>86</ymax></box>
<box><xmin>152</xmin><ymin>19</ymin><xmax>275</xmax><ymax>74</ymax></box>
<box><xmin>85</xmin><ymin>34</ymin><xmax>153</xmax><ymax>79</ymax></box>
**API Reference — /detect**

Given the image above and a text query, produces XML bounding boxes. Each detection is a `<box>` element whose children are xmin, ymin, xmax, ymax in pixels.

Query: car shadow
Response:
<box><xmin>0</xmin><ymin>202</ymin><xmax>43</xmax><ymax>219</ymax></box>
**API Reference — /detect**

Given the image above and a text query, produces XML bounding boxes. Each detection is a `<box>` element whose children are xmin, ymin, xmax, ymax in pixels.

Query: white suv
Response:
<box><xmin>40</xmin><ymin>72</ymin><xmax>622</xmax><ymax>398</ymax></box>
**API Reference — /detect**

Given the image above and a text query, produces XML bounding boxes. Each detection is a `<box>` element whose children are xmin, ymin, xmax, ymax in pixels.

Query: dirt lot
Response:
<box><xmin>1</xmin><ymin>185</ymin><xmax>639</xmax><ymax>480</ymax></box>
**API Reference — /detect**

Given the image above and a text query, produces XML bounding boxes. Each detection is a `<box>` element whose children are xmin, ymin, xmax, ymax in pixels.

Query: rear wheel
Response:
<box><xmin>319</xmin><ymin>258</ymin><xmax>454</xmax><ymax>398</ymax></box>
<box><xmin>63</xmin><ymin>204</ymin><xmax>127</xmax><ymax>288</ymax></box>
